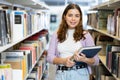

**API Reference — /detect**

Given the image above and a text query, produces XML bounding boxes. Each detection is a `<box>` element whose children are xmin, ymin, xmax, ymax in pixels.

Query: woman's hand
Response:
<box><xmin>63</xmin><ymin>56</ymin><xmax>75</xmax><ymax>67</ymax></box>
<box><xmin>73</xmin><ymin>51</ymin><xmax>87</xmax><ymax>62</ymax></box>
<box><xmin>73</xmin><ymin>51</ymin><xmax>95</xmax><ymax>65</ymax></box>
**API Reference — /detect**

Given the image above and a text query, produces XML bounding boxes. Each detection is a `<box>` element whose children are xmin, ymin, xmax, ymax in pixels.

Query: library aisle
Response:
<box><xmin>48</xmin><ymin>64</ymin><xmax>56</xmax><ymax>80</ymax></box>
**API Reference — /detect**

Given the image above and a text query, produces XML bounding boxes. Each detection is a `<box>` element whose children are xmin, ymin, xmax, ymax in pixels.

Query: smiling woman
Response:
<box><xmin>47</xmin><ymin>3</ymin><xmax>99</xmax><ymax>80</ymax></box>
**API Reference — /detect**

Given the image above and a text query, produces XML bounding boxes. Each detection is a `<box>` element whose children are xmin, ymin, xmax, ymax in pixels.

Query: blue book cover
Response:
<box><xmin>78</xmin><ymin>46</ymin><xmax>102</xmax><ymax>58</ymax></box>
<box><xmin>70</xmin><ymin>46</ymin><xmax>102</xmax><ymax>65</ymax></box>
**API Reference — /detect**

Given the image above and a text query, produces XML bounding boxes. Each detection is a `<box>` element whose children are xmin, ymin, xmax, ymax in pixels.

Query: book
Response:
<box><xmin>2</xmin><ymin>50</ymin><xmax>27</xmax><ymax>80</ymax></box>
<box><xmin>114</xmin><ymin>8</ymin><xmax>120</xmax><ymax>36</ymax></box>
<box><xmin>78</xmin><ymin>46</ymin><xmax>102</xmax><ymax>57</ymax></box>
<box><xmin>0</xmin><ymin>64</ymin><xmax>12</xmax><ymax>80</ymax></box>
<box><xmin>21</xmin><ymin>40</ymin><xmax>41</xmax><ymax>60</ymax></box>
<box><xmin>98</xmin><ymin>10</ymin><xmax>113</xmax><ymax>30</ymax></box>
<box><xmin>111</xmin><ymin>51</ymin><xmax>120</xmax><ymax>74</ymax></box>
<box><xmin>77</xmin><ymin>46</ymin><xmax>102</xmax><ymax>58</ymax></box>
<box><xmin>4</xmin><ymin>57</ymin><xmax>25</xmax><ymax>80</ymax></box>
<box><xmin>18</xmin><ymin>49</ymin><xmax>32</xmax><ymax>73</ymax></box>
<box><xmin>11</xmin><ymin>10</ymin><xmax>24</xmax><ymax>42</ymax></box>
<box><xmin>19</xmin><ymin>46</ymin><xmax>36</xmax><ymax>67</ymax></box>
<box><xmin>117</xmin><ymin>55</ymin><xmax>120</xmax><ymax>78</ymax></box>
<box><xmin>70</xmin><ymin>46</ymin><xmax>102</xmax><ymax>63</ymax></box>
<box><xmin>0</xmin><ymin>10</ymin><xmax>8</xmax><ymax>46</ymax></box>
<box><xmin>106</xmin><ymin>45</ymin><xmax>120</xmax><ymax>67</ymax></box>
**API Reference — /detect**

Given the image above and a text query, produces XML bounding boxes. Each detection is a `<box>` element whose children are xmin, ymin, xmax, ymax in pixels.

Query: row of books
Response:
<box><xmin>27</xmin><ymin>53</ymin><xmax>48</xmax><ymax>80</ymax></box>
<box><xmin>87</xmin><ymin>8</ymin><xmax>120</xmax><ymax>37</ymax></box>
<box><xmin>106</xmin><ymin>45</ymin><xmax>120</xmax><ymax>78</ymax></box>
<box><xmin>87</xmin><ymin>12</ymin><xmax>98</xmax><ymax>29</ymax></box>
<box><xmin>0</xmin><ymin>30</ymin><xmax>49</xmax><ymax>80</ymax></box>
<box><xmin>0</xmin><ymin>55</ymin><xmax>47</xmax><ymax>80</ymax></box>
<box><xmin>0</xmin><ymin>8</ymin><xmax>49</xmax><ymax>46</ymax></box>
<box><xmin>107</xmin><ymin>8</ymin><xmax>120</xmax><ymax>37</ymax></box>
<box><xmin>96</xmin><ymin>63</ymin><xmax>115</xmax><ymax>80</ymax></box>
<box><xmin>87</xmin><ymin>10</ymin><xmax>113</xmax><ymax>30</ymax></box>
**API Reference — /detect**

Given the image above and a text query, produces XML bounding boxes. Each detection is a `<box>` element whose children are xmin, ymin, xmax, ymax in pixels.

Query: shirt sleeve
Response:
<box><xmin>84</xmin><ymin>32</ymin><xmax>95</xmax><ymax>46</ymax></box>
<box><xmin>47</xmin><ymin>32</ymin><xmax>58</xmax><ymax>64</ymax></box>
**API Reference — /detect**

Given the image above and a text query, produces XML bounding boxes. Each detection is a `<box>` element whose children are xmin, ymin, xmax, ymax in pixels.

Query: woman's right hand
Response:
<box><xmin>63</xmin><ymin>56</ymin><xmax>75</xmax><ymax>67</ymax></box>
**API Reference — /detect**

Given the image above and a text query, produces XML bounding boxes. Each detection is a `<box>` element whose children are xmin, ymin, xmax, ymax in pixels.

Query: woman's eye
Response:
<box><xmin>68</xmin><ymin>14</ymin><xmax>80</xmax><ymax>17</ymax></box>
<box><xmin>75</xmin><ymin>14</ymin><xmax>80</xmax><ymax>17</ymax></box>
<box><xmin>68</xmin><ymin>14</ymin><xmax>73</xmax><ymax>17</ymax></box>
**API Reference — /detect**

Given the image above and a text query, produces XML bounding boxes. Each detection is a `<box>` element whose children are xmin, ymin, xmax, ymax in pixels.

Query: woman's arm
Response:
<box><xmin>53</xmin><ymin>57</ymin><xmax>75</xmax><ymax>67</ymax></box>
<box><xmin>47</xmin><ymin>32</ymin><xmax>75</xmax><ymax>67</ymax></box>
<box><xmin>47</xmin><ymin>32</ymin><xmax>58</xmax><ymax>64</ymax></box>
<box><xmin>80</xmin><ymin>31</ymin><xmax>99</xmax><ymax>65</ymax></box>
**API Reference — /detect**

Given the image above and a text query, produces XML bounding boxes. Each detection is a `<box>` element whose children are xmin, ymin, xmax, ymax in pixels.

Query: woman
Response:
<box><xmin>47</xmin><ymin>3</ymin><xmax>99</xmax><ymax>80</ymax></box>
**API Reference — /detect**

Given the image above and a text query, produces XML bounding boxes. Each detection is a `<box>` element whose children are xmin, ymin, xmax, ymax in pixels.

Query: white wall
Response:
<box><xmin>49</xmin><ymin>6</ymin><xmax>66</xmax><ymax>24</ymax></box>
<box><xmin>49</xmin><ymin>6</ymin><xmax>66</xmax><ymax>34</ymax></box>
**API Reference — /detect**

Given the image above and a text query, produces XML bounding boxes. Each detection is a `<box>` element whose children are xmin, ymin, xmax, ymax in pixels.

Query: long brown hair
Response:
<box><xmin>57</xmin><ymin>3</ymin><xmax>84</xmax><ymax>43</ymax></box>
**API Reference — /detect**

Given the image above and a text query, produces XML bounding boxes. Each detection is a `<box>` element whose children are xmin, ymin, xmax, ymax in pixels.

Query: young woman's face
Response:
<box><xmin>64</xmin><ymin>9</ymin><xmax>80</xmax><ymax>29</ymax></box>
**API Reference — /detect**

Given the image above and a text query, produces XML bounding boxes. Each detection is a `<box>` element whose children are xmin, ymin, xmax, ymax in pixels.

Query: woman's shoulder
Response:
<box><xmin>83</xmin><ymin>30</ymin><xmax>92</xmax><ymax>38</ymax></box>
<box><xmin>51</xmin><ymin>30</ymin><xmax>58</xmax><ymax>39</ymax></box>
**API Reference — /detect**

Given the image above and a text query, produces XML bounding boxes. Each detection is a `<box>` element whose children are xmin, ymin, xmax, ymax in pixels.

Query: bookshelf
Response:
<box><xmin>6</xmin><ymin>0</ymin><xmax>49</xmax><ymax>10</ymax></box>
<box><xmin>0</xmin><ymin>0</ymin><xmax>12</xmax><ymax>6</ymax></box>
<box><xmin>0</xmin><ymin>30</ymin><xmax>42</xmax><ymax>53</ymax></box>
<box><xmin>88</xmin><ymin>0</ymin><xmax>120</xmax><ymax>80</ymax></box>
<box><xmin>93</xmin><ymin>28</ymin><xmax>120</xmax><ymax>41</ymax></box>
<box><xmin>0</xmin><ymin>0</ymin><xmax>50</xmax><ymax>80</ymax></box>
<box><xmin>90</xmin><ymin>0</ymin><xmax>120</xmax><ymax>10</ymax></box>
<box><xmin>99</xmin><ymin>55</ymin><xmax>120</xmax><ymax>80</ymax></box>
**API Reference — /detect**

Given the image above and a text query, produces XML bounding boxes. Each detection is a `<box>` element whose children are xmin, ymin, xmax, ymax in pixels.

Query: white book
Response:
<box><xmin>2</xmin><ymin>51</ymin><xmax>24</xmax><ymax>59</ymax></box>
<box><xmin>11</xmin><ymin>10</ymin><xmax>24</xmax><ymax>42</ymax></box>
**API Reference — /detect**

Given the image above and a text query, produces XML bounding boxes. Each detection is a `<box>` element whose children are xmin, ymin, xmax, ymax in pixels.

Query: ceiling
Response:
<box><xmin>40</xmin><ymin>0</ymin><xmax>96</xmax><ymax>6</ymax></box>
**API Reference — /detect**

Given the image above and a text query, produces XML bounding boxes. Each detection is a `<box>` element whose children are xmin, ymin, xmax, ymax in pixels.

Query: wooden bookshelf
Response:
<box><xmin>99</xmin><ymin>55</ymin><xmax>106</xmax><ymax>65</ymax></box>
<box><xmin>93</xmin><ymin>28</ymin><xmax>120</xmax><ymax>41</ymax></box>
<box><xmin>99</xmin><ymin>55</ymin><xmax>120</xmax><ymax>80</ymax></box>
<box><xmin>89</xmin><ymin>0</ymin><xmax>120</xmax><ymax>79</ymax></box>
